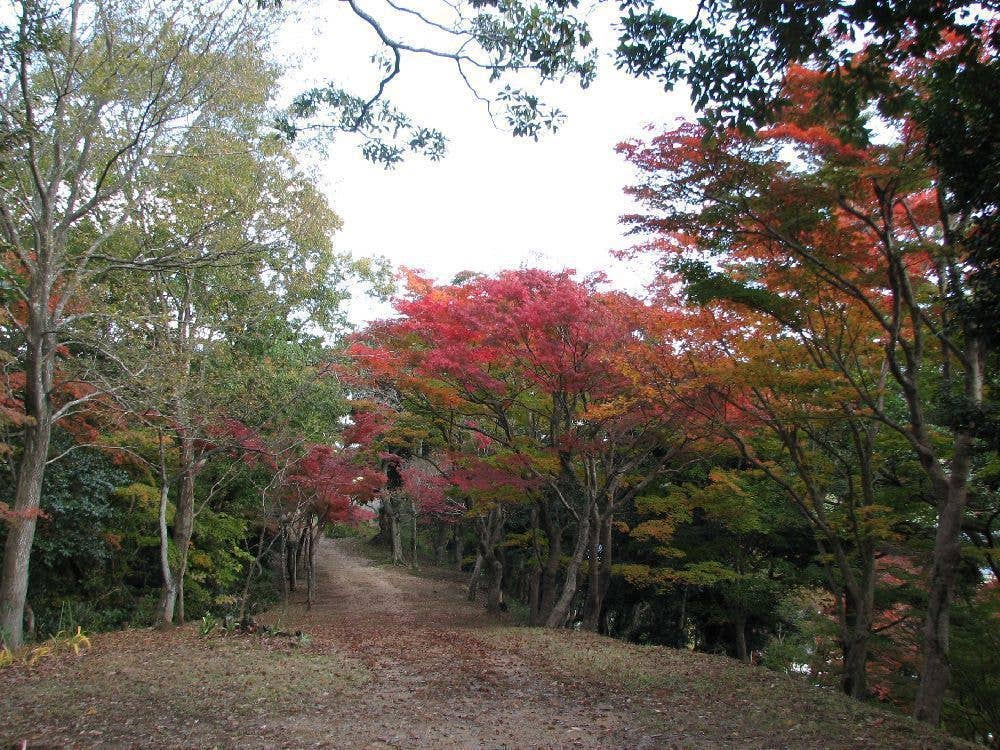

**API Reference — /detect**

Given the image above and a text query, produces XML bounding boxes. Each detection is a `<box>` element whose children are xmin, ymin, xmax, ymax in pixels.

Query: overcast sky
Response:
<box><xmin>276</xmin><ymin>0</ymin><xmax>694</xmax><ymax>322</ymax></box>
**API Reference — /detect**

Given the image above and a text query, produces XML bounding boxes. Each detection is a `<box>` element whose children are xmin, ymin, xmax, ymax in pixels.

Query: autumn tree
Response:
<box><xmin>351</xmin><ymin>269</ymin><xmax>698</xmax><ymax>626</ymax></box>
<box><xmin>634</xmin><ymin>264</ymin><xmax>906</xmax><ymax>696</ymax></box>
<box><xmin>281</xmin><ymin>441</ymin><xmax>383</xmax><ymax>606</ymax></box>
<box><xmin>619</xmin><ymin>54</ymin><xmax>995</xmax><ymax>720</ymax></box>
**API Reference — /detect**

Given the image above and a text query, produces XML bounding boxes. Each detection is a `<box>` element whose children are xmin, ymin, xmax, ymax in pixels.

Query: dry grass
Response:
<box><xmin>1</xmin><ymin>627</ymin><xmax>369</xmax><ymax>748</ymax></box>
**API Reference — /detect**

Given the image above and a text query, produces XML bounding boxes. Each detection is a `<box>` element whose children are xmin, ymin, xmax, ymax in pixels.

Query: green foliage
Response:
<box><xmin>0</xmin><ymin>437</ymin><xmax>129</xmax><ymax>635</ymax></box>
<box><xmin>917</xmin><ymin>57</ymin><xmax>1000</xmax><ymax>347</ymax></box>
<box><xmin>183</xmin><ymin>508</ymin><xmax>252</xmax><ymax>619</ymax></box>
<box><xmin>280</xmin><ymin>0</ymin><xmax>597</xmax><ymax>163</ymax></box>
<box><xmin>502</xmin><ymin>529</ymin><xmax>547</xmax><ymax>550</ymax></box>
<box><xmin>29</xmin><ymin>440</ymin><xmax>128</xmax><ymax>571</ymax></box>
<box><xmin>671</xmin><ymin>258</ymin><xmax>801</xmax><ymax>325</ymax></box>
<box><xmin>943</xmin><ymin>592</ymin><xmax>1000</xmax><ymax>744</ymax></box>
<box><xmin>1</xmin><ymin>1</ymin><xmax>996</xmax><ymax>741</ymax></box>
<box><xmin>281</xmin><ymin>85</ymin><xmax>447</xmax><ymax>167</ymax></box>
<box><xmin>762</xmin><ymin>587</ymin><xmax>839</xmax><ymax>676</ymax></box>
<box><xmin>0</xmin><ymin>431</ymin><xmax>287</xmax><ymax>636</ymax></box>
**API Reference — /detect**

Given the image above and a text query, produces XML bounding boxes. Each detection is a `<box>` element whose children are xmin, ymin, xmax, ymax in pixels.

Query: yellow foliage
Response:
<box><xmin>26</xmin><ymin>644</ymin><xmax>53</xmax><ymax>666</ymax></box>
<box><xmin>69</xmin><ymin>627</ymin><xmax>91</xmax><ymax>654</ymax></box>
<box><xmin>653</xmin><ymin>546</ymin><xmax>686</xmax><ymax>559</ymax></box>
<box><xmin>0</xmin><ymin>627</ymin><xmax>91</xmax><ymax>670</ymax></box>
<box><xmin>189</xmin><ymin>551</ymin><xmax>213</xmax><ymax>569</ymax></box>
<box><xmin>634</xmin><ymin>491</ymin><xmax>690</xmax><ymax>516</ymax></box>
<box><xmin>706</xmin><ymin>468</ymin><xmax>747</xmax><ymax>496</ymax></box>
<box><xmin>612</xmin><ymin>563</ymin><xmax>663</xmax><ymax>588</ymax></box>
<box><xmin>582</xmin><ymin>397</ymin><xmax>636</xmax><ymax>421</ymax></box>
<box><xmin>856</xmin><ymin>503</ymin><xmax>899</xmax><ymax>540</ymax></box>
<box><xmin>630</xmin><ymin>519</ymin><xmax>678</xmax><ymax>543</ymax></box>
<box><xmin>114</xmin><ymin>482</ymin><xmax>163</xmax><ymax>512</ymax></box>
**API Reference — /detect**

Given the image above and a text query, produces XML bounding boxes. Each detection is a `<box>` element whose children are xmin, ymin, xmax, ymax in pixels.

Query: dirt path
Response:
<box><xmin>269</xmin><ymin>538</ymin><xmax>644</xmax><ymax>748</ymax></box>
<box><xmin>1</xmin><ymin>538</ymin><xmax>971</xmax><ymax>749</ymax></box>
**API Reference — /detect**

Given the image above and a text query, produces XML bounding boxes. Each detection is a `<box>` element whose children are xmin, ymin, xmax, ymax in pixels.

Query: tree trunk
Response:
<box><xmin>288</xmin><ymin>531</ymin><xmax>299</xmax><ymax>592</ymax></box>
<box><xmin>735</xmin><ymin>614</ymin><xmax>749</xmax><ymax>662</ymax></box>
<box><xmin>156</xmin><ymin>430</ymin><xmax>198</xmax><ymax>625</ymax></box>
<box><xmin>155</xmin><ymin>446</ymin><xmax>177</xmax><ymax>629</ymax></box>
<box><xmin>910</xmin><ymin>326</ymin><xmax>982</xmax><ymax>723</ymax></box>
<box><xmin>467</xmin><ymin>552</ymin><xmax>483</xmax><ymax>602</ymax></box>
<box><xmin>301</xmin><ymin>522</ymin><xmax>310</xmax><ymax>607</ymax></box>
<box><xmin>598</xmin><ymin>515</ymin><xmax>613</xmax><ymax>634</ymax></box>
<box><xmin>840</xmin><ymin>545</ymin><xmax>876</xmax><ymax>699</ymax></box>
<box><xmin>296</xmin><ymin>524</ymin><xmax>309</xmax><ymax>577</ymax></box>
<box><xmin>581</xmin><ymin>509</ymin><xmax>602</xmax><ymax>631</ymax></box>
<box><xmin>538</xmin><ymin>505</ymin><xmax>562</xmax><ymax>624</ymax></box>
<box><xmin>842</xmin><ymin>628</ymin><xmax>870</xmax><ymax>699</ymax></box>
<box><xmin>307</xmin><ymin>521</ymin><xmax>319</xmax><ymax>609</ymax></box>
<box><xmin>485</xmin><ymin>553</ymin><xmax>504</xmax><ymax>613</ymax></box>
<box><xmin>432</xmin><ymin>523</ymin><xmax>449</xmax><ymax>566</ymax></box>
<box><xmin>373</xmin><ymin>501</ymin><xmax>391</xmax><ymax>546</ymax></box>
<box><xmin>0</xmin><ymin>430</ymin><xmax>48</xmax><ymax>649</ymax></box>
<box><xmin>278</xmin><ymin>526</ymin><xmax>290</xmax><ymax>602</ymax></box>
<box><xmin>453</xmin><ymin>527</ymin><xmax>465</xmax><ymax>570</ymax></box>
<box><xmin>622</xmin><ymin>600</ymin><xmax>650</xmax><ymax>641</ymax></box>
<box><xmin>387</xmin><ymin>495</ymin><xmax>404</xmax><ymax>565</ymax></box>
<box><xmin>528</xmin><ymin>565</ymin><xmax>542</xmax><ymax>624</ymax></box>
<box><xmin>410</xmin><ymin>497</ymin><xmax>419</xmax><ymax>570</ymax></box>
<box><xmin>238</xmin><ymin>525</ymin><xmax>267</xmax><ymax>623</ymax></box>
<box><xmin>914</xmin><ymin>473</ymin><xmax>971</xmax><ymax>723</ymax></box>
<box><xmin>156</xmin><ymin>579</ymin><xmax>179</xmax><ymax>630</ymax></box>
<box><xmin>545</xmin><ymin>509</ymin><xmax>592</xmax><ymax>628</ymax></box>
<box><xmin>582</xmin><ymin>511</ymin><xmax>612</xmax><ymax>631</ymax></box>
<box><xmin>528</xmin><ymin>506</ymin><xmax>543</xmax><ymax>625</ymax></box>
<box><xmin>0</xmin><ymin>319</ymin><xmax>54</xmax><ymax>649</ymax></box>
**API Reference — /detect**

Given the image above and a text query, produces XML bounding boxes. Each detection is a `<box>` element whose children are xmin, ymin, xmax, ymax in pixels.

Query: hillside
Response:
<box><xmin>1</xmin><ymin>538</ymin><xmax>975</xmax><ymax>749</ymax></box>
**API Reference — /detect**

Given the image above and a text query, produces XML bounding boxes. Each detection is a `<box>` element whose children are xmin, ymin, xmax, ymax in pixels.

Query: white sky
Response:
<box><xmin>275</xmin><ymin>0</ymin><xmax>694</xmax><ymax>323</ymax></box>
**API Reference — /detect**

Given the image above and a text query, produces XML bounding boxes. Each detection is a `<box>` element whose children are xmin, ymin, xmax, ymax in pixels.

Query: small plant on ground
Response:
<box><xmin>199</xmin><ymin>613</ymin><xmax>219</xmax><ymax>637</ymax></box>
<box><xmin>0</xmin><ymin>627</ymin><xmax>92</xmax><ymax>669</ymax></box>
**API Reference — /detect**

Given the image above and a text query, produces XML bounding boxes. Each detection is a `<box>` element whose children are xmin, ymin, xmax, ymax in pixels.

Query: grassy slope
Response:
<box><xmin>481</xmin><ymin>627</ymin><xmax>974</xmax><ymax>749</ymax></box>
